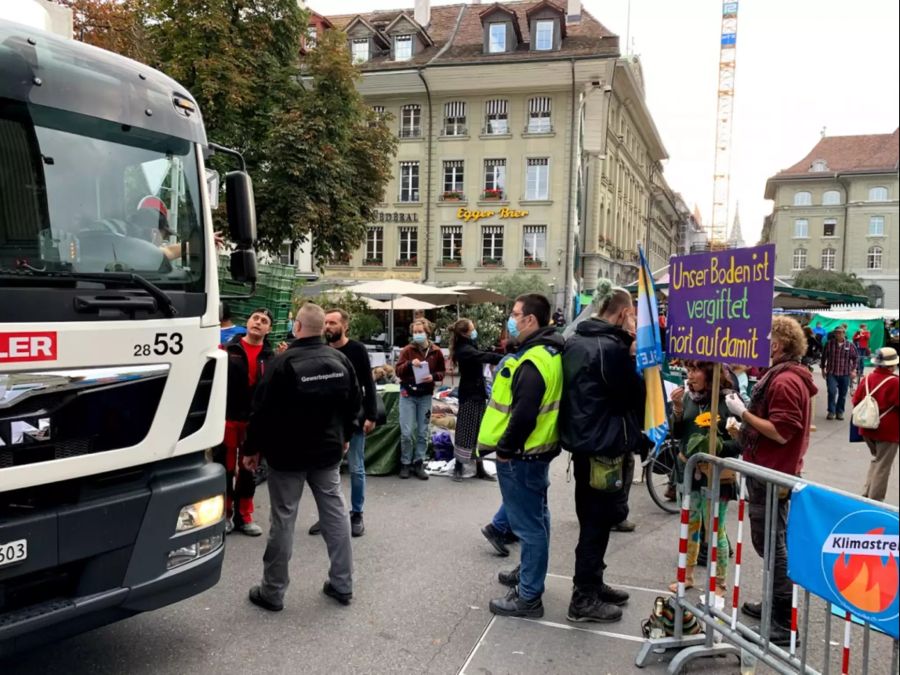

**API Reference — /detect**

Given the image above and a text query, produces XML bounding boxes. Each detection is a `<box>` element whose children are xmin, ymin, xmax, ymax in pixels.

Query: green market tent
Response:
<box><xmin>809</xmin><ymin>308</ymin><xmax>899</xmax><ymax>352</ymax></box>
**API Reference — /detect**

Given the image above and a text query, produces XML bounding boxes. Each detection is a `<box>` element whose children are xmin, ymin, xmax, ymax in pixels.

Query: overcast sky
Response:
<box><xmin>308</xmin><ymin>0</ymin><xmax>900</xmax><ymax>244</ymax></box>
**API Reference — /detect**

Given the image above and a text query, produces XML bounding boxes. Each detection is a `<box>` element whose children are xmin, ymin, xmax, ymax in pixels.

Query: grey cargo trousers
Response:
<box><xmin>259</xmin><ymin>464</ymin><xmax>353</xmax><ymax>604</ymax></box>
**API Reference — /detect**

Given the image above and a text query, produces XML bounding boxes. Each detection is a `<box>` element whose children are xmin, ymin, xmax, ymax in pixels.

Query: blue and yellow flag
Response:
<box><xmin>635</xmin><ymin>246</ymin><xmax>668</xmax><ymax>448</ymax></box>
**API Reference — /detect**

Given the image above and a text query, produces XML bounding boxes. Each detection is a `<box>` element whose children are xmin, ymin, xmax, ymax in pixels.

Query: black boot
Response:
<box><xmin>475</xmin><ymin>460</ymin><xmax>496</xmax><ymax>481</ymax></box>
<box><xmin>413</xmin><ymin>460</ymin><xmax>429</xmax><ymax>480</ymax></box>
<box><xmin>567</xmin><ymin>587</ymin><xmax>622</xmax><ymax>623</ymax></box>
<box><xmin>597</xmin><ymin>583</ymin><xmax>629</xmax><ymax>606</ymax></box>
<box><xmin>498</xmin><ymin>565</ymin><xmax>520</xmax><ymax>588</ymax></box>
<box><xmin>489</xmin><ymin>589</ymin><xmax>543</xmax><ymax>618</ymax></box>
<box><xmin>452</xmin><ymin>460</ymin><xmax>463</xmax><ymax>482</ymax></box>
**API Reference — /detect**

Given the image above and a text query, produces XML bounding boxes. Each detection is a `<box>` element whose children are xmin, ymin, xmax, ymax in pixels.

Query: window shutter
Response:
<box><xmin>444</xmin><ymin>101</ymin><xmax>466</xmax><ymax>118</ymax></box>
<box><xmin>529</xmin><ymin>97</ymin><xmax>551</xmax><ymax>113</ymax></box>
<box><xmin>485</xmin><ymin>99</ymin><xmax>508</xmax><ymax>115</ymax></box>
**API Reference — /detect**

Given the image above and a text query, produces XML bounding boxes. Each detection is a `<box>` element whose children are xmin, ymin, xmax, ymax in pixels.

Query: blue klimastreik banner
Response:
<box><xmin>787</xmin><ymin>484</ymin><xmax>899</xmax><ymax>639</ymax></box>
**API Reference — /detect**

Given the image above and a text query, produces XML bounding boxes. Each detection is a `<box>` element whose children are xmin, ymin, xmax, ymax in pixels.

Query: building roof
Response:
<box><xmin>326</xmin><ymin>1</ymin><xmax>618</xmax><ymax>71</ymax></box>
<box><xmin>773</xmin><ymin>128</ymin><xmax>900</xmax><ymax>178</ymax></box>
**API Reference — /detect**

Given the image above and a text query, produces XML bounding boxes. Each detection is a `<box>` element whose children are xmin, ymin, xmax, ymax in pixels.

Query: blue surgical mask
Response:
<box><xmin>413</xmin><ymin>333</ymin><xmax>427</xmax><ymax>344</ymax></box>
<box><xmin>470</xmin><ymin>330</ymin><xmax>478</xmax><ymax>341</ymax></box>
<box><xmin>507</xmin><ymin>316</ymin><xmax>520</xmax><ymax>340</ymax></box>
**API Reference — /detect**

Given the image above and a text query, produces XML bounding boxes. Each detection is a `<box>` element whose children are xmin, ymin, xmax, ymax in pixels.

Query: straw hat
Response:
<box><xmin>871</xmin><ymin>347</ymin><xmax>899</xmax><ymax>367</ymax></box>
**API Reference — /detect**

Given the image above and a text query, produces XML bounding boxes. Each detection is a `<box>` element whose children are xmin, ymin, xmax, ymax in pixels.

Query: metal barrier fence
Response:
<box><xmin>635</xmin><ymin>453</ymin><xmax>900</xmax><ymax>674</ymax></box>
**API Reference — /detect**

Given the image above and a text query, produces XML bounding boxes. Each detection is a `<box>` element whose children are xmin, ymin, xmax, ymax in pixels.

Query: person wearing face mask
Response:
<box><xmin>724</xmin><ymin>315</ymin><xmax>817</xmax><ymax>646</ymax></box>
<box><xmin>476</xmin><ymin>294</ymin><xmax>564</xmax><ymax>618</ymax></box>
<box><xmin>558</xmin><ymin>280</ymin><xmax>645</xmax><ymax>624</ymax></box>
<box><xmin>306</xmin><ymin>308</ymin><xmax>378</xmax><ymax>538</ymax></box>
<box><xmin>448</xmin><ymin>318</ymin><xmax>504</xmax><ymax>481</ymax></box>
<box><xmin>395</xmin><ymin>320</ymin><xmax>446</xmax><ymax>479</ymax></box>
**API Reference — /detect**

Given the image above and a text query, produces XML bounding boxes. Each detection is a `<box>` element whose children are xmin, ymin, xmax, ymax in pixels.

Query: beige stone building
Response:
<box><xmin>310</xmin><ymin>0</ymin><xmax>680</xmax><ymax>313</ymax></box>
<box><xmin>762</xmin><ymin>129</ymin><xmax>899</xmax><ymax>308</ymax></box>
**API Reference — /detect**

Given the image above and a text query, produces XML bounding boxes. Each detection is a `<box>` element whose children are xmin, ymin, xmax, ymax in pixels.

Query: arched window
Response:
<box><xmin>792</xmin><ymin>248</ymin><xmax>807</xmax><ymax>271</ymax></box>
<box><xmin>869</xmin><ymin>186</ymin><xmax>888</xmax><ymax>201</ymax></box>
<box><xmin>822</xmin><ymin>190</ymin><xmax>841</xmax><ymax>205</ymax></box>
<box><xmin>867</xmin><ymin>246</ymin><xmax>883</xmax><ymax>270</ymax></box>
<box><xmin>821</xmin><ymin>248</ymin><xmax>836</xmax><ymax>271</ymax></box>
<box><xmin>866</xmin><ymin>285</ymin><xmax>885</xmax><ymax>308</ymax></box>
<box><xmin>793</xmin><ymin>191</ymin><xmax>812</xmax><ymax>206</ymax></box>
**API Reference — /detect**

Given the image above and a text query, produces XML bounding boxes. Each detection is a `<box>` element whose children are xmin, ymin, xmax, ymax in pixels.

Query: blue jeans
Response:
<box><xmin>496</xmin><ymin>459</ymin><xmax>551</xmax><ymax>601</ymax></box>
<box><xmin>399</xmin><ymin>394</ymin><xmax>431</xmax><ymax>465</ymax></box>
<box><xmin>826</xmin><ymin>373</ymin><xmax>850</xmax><ymax>415</ymax></box>
<box><xmin>491</xmin><ymin>503</ymin><xmax>511</xmax><ymax>535</ymax></box>
<box><xmin>347</xmin><ymin>430</ymin><xmax>366</xmax><ymax>513</ymax></box>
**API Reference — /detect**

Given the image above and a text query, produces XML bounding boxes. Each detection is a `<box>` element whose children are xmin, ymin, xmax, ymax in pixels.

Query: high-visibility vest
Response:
<box><xmin>477</xmin><ymin>343</ymin><xmax>563</xmax><ymax>457</ymax></box>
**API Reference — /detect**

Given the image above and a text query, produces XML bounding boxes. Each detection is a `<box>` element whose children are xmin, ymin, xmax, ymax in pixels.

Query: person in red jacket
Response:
<box><xmin>395</xmin><ymin>320</ymin><xmax>446</xmax><ymax>479</ymax></box>
<box><xmin>725</xmin><ymin>316</ymin><xmax>817</xmax><ymax>646</ymax></box>
<box><xmin>851</xmin><ymin>347</ymin><xmax>899</xmax><ymax>502</ymax></box>
<box><xmin>853</xmin><ymin>323</ymin><xmax>872</xmax><ymax>378</ymax></box>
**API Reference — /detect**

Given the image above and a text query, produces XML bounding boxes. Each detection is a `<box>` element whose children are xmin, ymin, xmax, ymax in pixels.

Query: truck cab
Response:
<box><xmin>1</xmin><ymin>16</ymin><xmax>255</xmax><ymax>656</ymax></box>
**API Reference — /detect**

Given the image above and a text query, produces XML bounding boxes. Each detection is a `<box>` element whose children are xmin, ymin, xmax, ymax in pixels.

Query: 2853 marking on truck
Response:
<box><xmin>0</xmin><ymin>332</ymin><xmax>57</xmax><ymax>364</ymax></box>
<box><xmin>134</xmin><ymin>332</ymin><xmax>184</xmax><ymax>357</ymax></box>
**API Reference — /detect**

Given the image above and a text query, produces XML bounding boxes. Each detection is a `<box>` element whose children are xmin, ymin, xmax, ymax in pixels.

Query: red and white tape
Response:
<box><xmin>676</xmin><ymin>491</ymin><xmax>691</xmax><ymax>597</ymax></box>
<box><xmin>790</xmin><ymin>584</ymin><xmax>799</xmax><ymax>656</ymax></box>
<box><xmin>841</xmin><ymin>610</ymin><xmax>852</xmax><ymax>675</ymax></box>
<box><xmin>731</xmin><ymin>477</ymin><xmax>746</xmax><ymax>630</ymax></box>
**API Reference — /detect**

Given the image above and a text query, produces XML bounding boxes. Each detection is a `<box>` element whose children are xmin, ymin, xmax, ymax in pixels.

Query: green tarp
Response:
<box><xmin>809</xmin><ymin>315</ymin><xmax>884</xmax><ymax>352</ymax></box>
<box><xmin>363</xmin><ymin>386</ymin><xmax>402</xmax><ymax>475</ymax></box>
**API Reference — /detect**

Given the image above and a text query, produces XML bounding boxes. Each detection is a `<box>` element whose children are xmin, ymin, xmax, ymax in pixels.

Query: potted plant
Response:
<box><xmin>441</xmin><ymin>190</ymin><xmax>464</xmax><ymax>201</ymax></box>
<box><xmin>363</xmin><ymin>257</ymin><xmax>383</xmax><ymax>266</ymax></box>
<box><xmin>481</xmin><ymin>257</ymin><xmax>503</xmax><ymax>267</ymax></box>
<box><xmin>481</xmin><ymin>188</ymin><xmax>503</xmax><ymax>200</ymax></box>
<box><xmin>524</xmin><ymin>258</ymin><xmax>544</xmax><ymax>269</ymax></box>
<box><xmin>441</xmin><ymin>257</ymin><xmax>462</xmax><ymax>267</ymax></box>
<box><xmin>396</xmin><ymin>256</ymin><xmax>418</xmax><ymax>267</ymax></box>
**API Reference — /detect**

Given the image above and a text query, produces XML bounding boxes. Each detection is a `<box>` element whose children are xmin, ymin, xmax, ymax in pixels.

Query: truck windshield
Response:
<box><xmin>0</xmin><ymin>99</ymin><xmax>205</xmax><ymax>289</ymax></box>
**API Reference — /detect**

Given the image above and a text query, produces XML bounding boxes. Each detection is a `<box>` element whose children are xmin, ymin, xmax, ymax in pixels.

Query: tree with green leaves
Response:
<box><xmin>793</xmin><ymin>268</ymin><xmax>867</xmax><ymax>297</ymax></box>
<box><xmin>256</xmin><ymin>29</ymin><xmax>397</xmax><ymax>266</ymax></box>
<box><xmin>435</xmin><ymin>304</ymin><xmax>506</xmax><ymax>352</ymax></box>
<box><xmin>294</xmin><ymin>292</ymin><xmax>383</xmax><ymax>342</ymax></box>
<box><xmin>68</xmin><ymin>1</ymin><xmax>396</xmax><ymax>268</ymax></box>
<box><xmin>486</xmin><ymin>272</ymin><xmax>551</xmax><ymax>306</ymax></box>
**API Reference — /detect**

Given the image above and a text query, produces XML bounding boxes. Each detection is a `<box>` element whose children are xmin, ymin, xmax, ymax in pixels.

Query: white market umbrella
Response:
<box><xmin>343</xmin><ymin>279</ymin><xmax>461</xmax><ymax>352</ymax></box>
<box><xmin>445</xmin><ymin>285</ymin><xmax>510</xmax><ymax>305</ymax></box>
<box><xmin>364</xmin><ymin>296</ymin><xmax>445</xmax><ymax>311</ymax></box>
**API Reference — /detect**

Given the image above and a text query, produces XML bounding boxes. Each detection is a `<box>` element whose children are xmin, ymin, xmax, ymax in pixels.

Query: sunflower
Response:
<box><xmin>694</xmin><ymin>411</ymin><xmax>720</xmax><ymax>428</ymax></box>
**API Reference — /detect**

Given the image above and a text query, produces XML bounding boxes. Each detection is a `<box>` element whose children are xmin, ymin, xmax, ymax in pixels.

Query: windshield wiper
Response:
<box><xmin>2</xmin><ymin>269</ymin><xmax>178</xmax><ymax>317</ymax></box>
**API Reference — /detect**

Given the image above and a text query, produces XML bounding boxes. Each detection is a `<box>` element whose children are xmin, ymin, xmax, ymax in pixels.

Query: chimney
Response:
<box><xmin>567</xmin><ymin>0</ymin><xmax>582</xmax><ymax>24</ymax></box>
<box><xmin>415</xmin><ymin>0</ymin><xmax>431</xmax><ymax>27</ymax></box>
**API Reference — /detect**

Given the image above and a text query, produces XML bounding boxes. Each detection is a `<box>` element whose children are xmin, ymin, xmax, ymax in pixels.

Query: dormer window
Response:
<box><xmin>488</xmin><ymin>23</ymin><xmax>507</xmax><ymax>53</ymax></box>
<box><xmin>810</xmin><ymin>159</ymin><xmax>828</xmax><ymax>172</ymax></box>
<box><xmin>394</xmin><ymin>34</ymin><xmax>413</xmax><ymax>61</ymax></box>
<box><xmin>351</xmin><ymin>38</ymin><xmax>369</xmax><ymax>64</ymax></box>
<box><xmin>534</xmin><ymin>20</ymin><xmax>554</xmax><ymax>50</ymax></box>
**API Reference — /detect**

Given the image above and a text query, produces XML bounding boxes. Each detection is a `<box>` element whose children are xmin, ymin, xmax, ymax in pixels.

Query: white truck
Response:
<box><xmin>0</xmin><ymin>10</ymin><xmax>256</xmax><ymax>656</ymax></box>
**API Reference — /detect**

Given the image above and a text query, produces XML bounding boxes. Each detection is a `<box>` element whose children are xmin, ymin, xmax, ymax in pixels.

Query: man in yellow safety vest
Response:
<box><xmin>477</xmin><ymin>293</ymin><xmax>564</xmax><ymax>618</ymax></box>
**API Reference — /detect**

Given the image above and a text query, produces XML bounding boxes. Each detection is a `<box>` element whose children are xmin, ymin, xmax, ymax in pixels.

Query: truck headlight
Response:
<box><xmin>175</xmin><ymin>495</ymin><xmax>224</xmax><ymax>532</ymax></box>
<box><xmin>167</xmin><ymin>533</ymin><xmax>224</xmax><ymax>570</ymax></box>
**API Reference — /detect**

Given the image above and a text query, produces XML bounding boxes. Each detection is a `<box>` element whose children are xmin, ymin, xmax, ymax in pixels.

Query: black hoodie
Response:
<box><xmin>224</xmin><ymin>334</ymin><xmax>275</xmax><ymax>421</ymax></box>
<box><xmin>560</xmin><ymin>318</ymin><xmax>647</xmax><ymax>457</ymax></box>
<box><xmin>496</xmin><ymin>325</ymin><xmax>566</xmax><ymax>461</ymax></box>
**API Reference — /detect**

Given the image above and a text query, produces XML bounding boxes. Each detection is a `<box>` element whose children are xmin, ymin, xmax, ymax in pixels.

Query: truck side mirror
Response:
<box><xmin>230</xmin><ymin>249</ymin><xmax>257</xmax><ymax>283</ymax></box>
<box><xmin>225</xmin><ymin>171</ymin><xmax>256</xmax><ymax>247</ymax></box>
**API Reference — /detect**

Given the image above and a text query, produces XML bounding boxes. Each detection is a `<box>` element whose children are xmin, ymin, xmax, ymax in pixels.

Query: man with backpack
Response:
<box><xmin>851</xmin><ymin>347</ymin><xmax>899</xmax><ymax>502</ymax></box>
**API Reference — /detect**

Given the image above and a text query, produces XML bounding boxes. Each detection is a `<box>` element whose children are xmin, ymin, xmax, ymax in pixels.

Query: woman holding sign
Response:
<box><xmin>668</xmin><ymin>361</ymin><xmax>741</xmax><ymax>596</ymax></box>
<box><xmin>396</xmin><ymin>320</ymin><xmax>446</xmax><ymax>480</ymax></box>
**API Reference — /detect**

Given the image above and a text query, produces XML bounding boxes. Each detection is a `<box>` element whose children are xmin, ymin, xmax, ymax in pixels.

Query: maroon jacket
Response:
<box><xmin>745</xmin><ymin>362</ymin><xmax>818</xmax><ymax>475</ymax></box>
<box><xmin>396</xmin><ymin>342</ymin><xmax>446</xmax><ymax>397</ymax></box>
<box><xmin>851</xmin><ymin>369</ymin><xmax>900</xmax><ymax>442</ymax></box>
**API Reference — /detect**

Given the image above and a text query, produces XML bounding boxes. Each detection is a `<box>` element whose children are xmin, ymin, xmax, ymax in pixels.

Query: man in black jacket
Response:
<box><xmin>307</xmin><ymin>308</ymin><xmax>378</xmax><ymax>537</ymax></box>
<box><xmin>559</xmin><ymin>281</ymin><xmax>645</xmax><ymax>623</ymax></box>
<box><xmin>216</xmin><ymin>308</ymin><xmax>274</xmax><ymax>536</ymax></box>
<box><xmin>244</xmin><ymin>303</ymin><xmax>361</xmax><ymax>612</ymax></box>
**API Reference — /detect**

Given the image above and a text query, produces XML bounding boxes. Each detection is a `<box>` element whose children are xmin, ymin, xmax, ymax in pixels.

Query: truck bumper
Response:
<box><xmin>0</xmin><ymin>455</ymin><xmax>226</xmax><ymax>657</ymax></box>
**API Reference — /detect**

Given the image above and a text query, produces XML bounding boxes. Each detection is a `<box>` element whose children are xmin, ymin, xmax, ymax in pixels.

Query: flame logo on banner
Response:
<box><xmin>832</xmin><ymin>528</ymin><xmax>899</xmax><ymax>613</ymax></box>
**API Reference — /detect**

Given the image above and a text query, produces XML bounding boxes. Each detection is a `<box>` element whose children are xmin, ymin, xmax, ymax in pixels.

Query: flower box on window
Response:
<box><xmin>441</xmin><ymin>191</ymin><xmax>465</xmax><ymax>202</ymax></box>
<box><xmin>480</xmin><ymin>257</ymin><xmax>503</xmax><ymax>267</ymax></box>
<box><xmin>523</xmin><ymin>259</ymin><xmax>544</xmax><ymax>269</ymax></box>
<box><xmin>441</xmin><ymin>258</ymin><xmax>462</xmax><ymax>267</ymax></box>
<box><xmin>396</xmin><ymin>257</ymin><xmax>418</xmax><ymax>267</ymax></box>
<box><xmin>481</xmin><ymin>189</ymin><xmax>504</xmax><ymax>200</ymax></box>
<box><xmin>363</xmin><ymin>258</ymin><xmax>383</xmax><ymax>266</ymax></box>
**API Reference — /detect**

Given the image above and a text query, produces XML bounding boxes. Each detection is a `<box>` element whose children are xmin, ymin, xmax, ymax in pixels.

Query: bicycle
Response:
<box><xmin>643</xmin><ymin>437</ymin><xmax>680</xmax><ymax>514</ymax></box>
